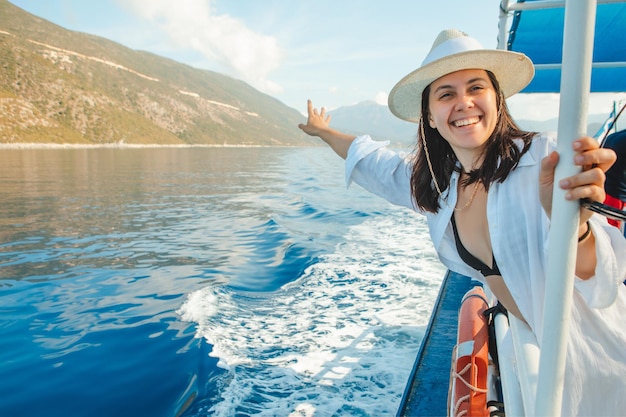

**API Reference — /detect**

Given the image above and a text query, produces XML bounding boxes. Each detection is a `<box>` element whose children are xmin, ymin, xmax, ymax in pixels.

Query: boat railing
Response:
<box><xmin>490</xmin><ymin>305</ymin><xmax>540</xmax><ymax>417</ymax></box>
<box><xmin>485</xmin><ymin>288</ymin><xmax>541</xmax><ymax>417</ymax></box>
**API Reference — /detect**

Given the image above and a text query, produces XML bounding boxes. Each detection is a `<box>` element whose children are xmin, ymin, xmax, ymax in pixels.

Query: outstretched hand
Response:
<box><xmin>296</xmin><ymin>100</ymin><xmax>356</xmax><ymax>159</ymax></box>
<box><xmin>298</xmin><ymin>99</ymin><xmax>332</xmax><ymax>137</ymax></box>
<box><xmin>539</xmin><ymin>136</ymin><xmax>617</xmax><ymax>223</ymax></box>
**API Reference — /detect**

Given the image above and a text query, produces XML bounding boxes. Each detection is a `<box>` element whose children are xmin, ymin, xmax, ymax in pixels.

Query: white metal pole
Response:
<box><xmin>535</xmin><ymin>1</ymin><xmax>597</xmax><ymax>416</ymax></box>
<box><xmin>498</xmin><ymin>0</ymin><xmax>511</xmax><ymax>49</ymax></box>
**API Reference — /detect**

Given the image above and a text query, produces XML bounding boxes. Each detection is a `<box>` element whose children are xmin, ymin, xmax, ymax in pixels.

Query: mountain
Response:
<box><xmin>329</xmin><ymin>101</ymin><xmax>418</xmax><ymax>147</ymax></box>
<box><xmin>0</xmin><ymin>0</ymin><xmax>315</xmax><ymax>146</ymax></box>
<box><xmin>0</xmin><ymin>0</ymin><xmax>612</xmax><ymax>147</ymax></box>
<box><xmin>510</xmin><ymin>116</ymin><xmax>608</xmax><ymax>137</ymax></box>
<box><xmin>328</xmin><ymin>101</ymin><xmax>612</xmax><ymax>148</ymax></box>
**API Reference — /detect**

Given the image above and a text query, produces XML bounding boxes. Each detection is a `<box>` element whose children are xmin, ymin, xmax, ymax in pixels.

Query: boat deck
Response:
<box><xmin>397</xmin><ymin>270</ymin><xmax>473</xmax><ymax>417</ymax></box>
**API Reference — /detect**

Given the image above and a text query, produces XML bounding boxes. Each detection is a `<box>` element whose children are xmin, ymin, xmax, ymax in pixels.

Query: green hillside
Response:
<box><xmin>0</xmin><ymin>0</ymin><xmax>314</xmax><ymax>145</ymax></box>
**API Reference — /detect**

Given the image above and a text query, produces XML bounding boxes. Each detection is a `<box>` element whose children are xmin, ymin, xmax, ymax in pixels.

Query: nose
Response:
<box><xmin>454</xmin><ymin>94</ymin><xmax>474</xmax><ymax>111</ymax></box>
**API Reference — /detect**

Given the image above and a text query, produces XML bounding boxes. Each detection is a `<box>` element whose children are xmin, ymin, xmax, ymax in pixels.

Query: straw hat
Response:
<box><xmin>387</xmin><ymin>29</ymin><xmax>534</xmax><ymax>123</ymax></box>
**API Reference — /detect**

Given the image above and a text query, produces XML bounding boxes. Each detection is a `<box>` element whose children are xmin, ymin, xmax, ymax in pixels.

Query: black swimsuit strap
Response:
<box><xmin>451</xmin><ymin>215</ymin><xmax>501</xmax><ymax>277</ymax></box>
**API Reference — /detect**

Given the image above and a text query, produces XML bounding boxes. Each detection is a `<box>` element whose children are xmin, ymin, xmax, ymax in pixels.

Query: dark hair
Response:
<box><xmin>410</xmin><ymin>70</ymin><xmax>536</xmax><ymax>213</ymax></box>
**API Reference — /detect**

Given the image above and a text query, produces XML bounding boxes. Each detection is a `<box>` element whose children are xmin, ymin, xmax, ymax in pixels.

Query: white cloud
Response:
<box><xmin>375</xmin><ymin>91</ymin><xmax>388</xmax><ymax>106</ymax></box>
<box><xmin>122</xmin><ymin>0</ymin><xmax>283</xmax><ymax>94</ymax></box>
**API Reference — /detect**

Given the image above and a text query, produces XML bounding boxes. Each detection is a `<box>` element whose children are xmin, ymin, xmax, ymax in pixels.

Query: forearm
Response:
<box><xmin>316</xmin><ymin>127</ymin><xmax>356</xmax><ymax>160</ymax></box>
<box><xmin>575</xmin><ymin>221</ymin><xmax>597</xmax><ymax>279</ymax></box>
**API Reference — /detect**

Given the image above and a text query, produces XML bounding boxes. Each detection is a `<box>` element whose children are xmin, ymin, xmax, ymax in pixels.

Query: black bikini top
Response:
<box><xmin>451</xmin><ymin>215</ymin><xmax>501</xmax><ymax>277</ymax></box>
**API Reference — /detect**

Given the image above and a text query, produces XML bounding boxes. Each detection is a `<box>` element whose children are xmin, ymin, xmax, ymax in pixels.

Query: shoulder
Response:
<box><xmin>347</xmin><ymin>135</ymin><xmax>391</xmax><ymax>158</ymax></box>
<box><xmin>530</xmin><ymin>132</ymin><xmax>556</xmax><ymax>147</ymax></box>
<box><xmin>511</xmin><ymin>131</ymin><xmax>555</xmax><ymax>151</ymax></box>
<box><xmin>514</xmin><ymin>132</ymin><xmax>554</xmax><ymax>168</ymax></box>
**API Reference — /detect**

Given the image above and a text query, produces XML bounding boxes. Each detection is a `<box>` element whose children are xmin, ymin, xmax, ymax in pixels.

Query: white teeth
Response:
<box><xmin>454</xmin><ymin>117</ymin><xmax>480</xmax><ymax>127</ymax></box>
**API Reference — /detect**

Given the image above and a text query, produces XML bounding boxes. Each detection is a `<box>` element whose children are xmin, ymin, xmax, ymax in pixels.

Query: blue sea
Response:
<box><xmin>0</xmin><ymin>145</ymin><xmax>445</xmax><ymax>417</ymax></box>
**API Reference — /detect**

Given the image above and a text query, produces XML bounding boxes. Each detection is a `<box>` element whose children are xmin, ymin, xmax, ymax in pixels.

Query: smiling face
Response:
<box><xmin>426</xmin><ymin>69</ymin><xmax>498</xmax><ymax>169</ymax></box>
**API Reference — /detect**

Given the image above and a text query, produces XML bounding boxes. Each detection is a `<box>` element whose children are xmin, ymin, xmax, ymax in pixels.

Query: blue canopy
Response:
<box><xmin>505</xmin><ymin>0</ymin><xmax>626</xmax><ymax>93</ymax></box>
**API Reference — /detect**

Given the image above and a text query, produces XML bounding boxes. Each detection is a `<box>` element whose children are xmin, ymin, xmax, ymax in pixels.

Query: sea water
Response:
<box><xmin>0</xmin><ymin>146</ymin><xmax>445</xmax><ymax>417</ymax></box>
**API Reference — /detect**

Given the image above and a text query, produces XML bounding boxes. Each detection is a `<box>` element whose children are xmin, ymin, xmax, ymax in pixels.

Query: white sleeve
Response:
<box><xmin>345</xmin><ymin>135</ymin><xmax>416</xmax><ymax>210</ymax></box>
<box><xmin>574</xmin><ymin>215</ymin><xmax>626</xmax><ymax>308</ymax></box>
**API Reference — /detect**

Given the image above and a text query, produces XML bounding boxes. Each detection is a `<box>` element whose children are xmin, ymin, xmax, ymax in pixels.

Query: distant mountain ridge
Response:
<box><xmin>328</xmin><ymin>101</ymin><xmax>610</xmax><ymax>148</ymax></box>
<box><xmin>0</xmin><ymin>0</ymin><xmax>315</xmax><ymax>145</ymax></box>
<box><xmin>0</xmin><ymin>0</ymin><xmax>611</xmax><ymax>147</ymax></box>
<box><xmin>328</xmin><ymin>101</ymin><xmax>418</xmax><ymax>147</ymax></box>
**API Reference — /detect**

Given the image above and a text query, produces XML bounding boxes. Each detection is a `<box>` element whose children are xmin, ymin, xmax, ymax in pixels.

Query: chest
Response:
<box><xmin>453</xmin><ymin>184</ymin><xmax>492</xmax><ymax>267</ymax></box>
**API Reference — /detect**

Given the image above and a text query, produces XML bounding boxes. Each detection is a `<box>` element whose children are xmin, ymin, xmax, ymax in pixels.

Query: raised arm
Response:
<box><xmin>298</xmin><ymin>100</ymin><xmax>356</xmax><ymax>159</ymax></box>
<box><xmin>539</xmin><ymin>136</ymin><xmax>617</xmax><ymax>279</ymax></box>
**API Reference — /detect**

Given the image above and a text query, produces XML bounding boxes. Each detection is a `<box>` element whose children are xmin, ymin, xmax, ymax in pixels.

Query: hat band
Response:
<box><xmin>421</xmin><ymin>36</ymin><xmax>484</xmax><ymax>66</ymax></box>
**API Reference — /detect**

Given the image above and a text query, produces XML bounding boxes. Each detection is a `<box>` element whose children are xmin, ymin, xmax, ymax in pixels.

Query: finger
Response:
<box><xmin>298</xmin><ymin>123</ymin><xmax>311</xmax><ymax>133</ymax></box>
<box><xmin>307</xmin><ymin>99</ymin><xmax>314</xmax><ymax>115</ymax></box>
<box><xmin>563</xmin><ymin>183</ymin><xmax>606</xmax><ymax>203</ymax></box>
<box><xmin>559</xmin><ymin>168</ymin><xmax>606</xmax><ymax>201</ymax></box>
<box><xmin>560</xmin><ymin>166</ymin><xmax>606</xmax><ymax>188</ymax></box>
<box><xmin>539</xmin><ymin>151</ymin><xmax>559</xmax><ymax>188</ymax></box>
<box><xmin>572</xmin><ymin>136</ymin><xmax>598</xmax><ymax>152</ymax></box>
<box><xmin>574</xmin><ymin>148</ymin><xmax>617</xmax><ymax>171</ymax></box>
<box><xmin>539</xmin><ymin>151</ymin><xmax>559</xmax><ymax>217</ymax></box>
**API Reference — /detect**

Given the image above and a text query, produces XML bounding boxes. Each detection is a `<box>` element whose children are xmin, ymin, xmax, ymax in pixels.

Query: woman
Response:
<box><xmin>299</xmin><ymin>29</ymin><xmax>626</xmax><ymax>416</ymax></box>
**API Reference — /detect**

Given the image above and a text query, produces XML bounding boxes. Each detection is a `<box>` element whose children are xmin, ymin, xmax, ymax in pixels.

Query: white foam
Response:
<box><xmin>178</xmin><ymin>289</ymin><xmax>220</xmax><ymax>325</ymax></box>
<box><xmin>179</xmin><ymin>207</ymin><xmax>446</xmax><ymax>415</ymax></box>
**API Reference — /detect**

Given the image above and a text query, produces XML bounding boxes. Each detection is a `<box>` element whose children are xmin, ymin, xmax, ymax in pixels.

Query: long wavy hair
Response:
<box><xmin>411</xmin><ymin>71</ymin><xmax>536</xmax><ymax>213</ymax></box>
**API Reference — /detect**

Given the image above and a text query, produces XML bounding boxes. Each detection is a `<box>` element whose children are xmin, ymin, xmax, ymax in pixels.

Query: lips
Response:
<box><xmin>453</xmin><ymin>116</ymin><xmax>481</xmax><ymax>127</ymax></box>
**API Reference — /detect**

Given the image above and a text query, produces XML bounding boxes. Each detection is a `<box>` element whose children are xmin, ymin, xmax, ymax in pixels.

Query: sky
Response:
<box><xmin>8</xmin><ymin>0</ymin><xmax>625</xmax><ymax>121</ymax></box>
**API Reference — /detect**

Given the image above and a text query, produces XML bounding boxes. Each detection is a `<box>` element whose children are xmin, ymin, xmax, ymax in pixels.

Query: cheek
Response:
<box><xmin>486</xmin><ymin>101</ymin><xmax>499</xmax><ymax>128</ymax></box>
<box><xmin>485</xmin><ymin>95</ymin><xmax>499</xmax><ymax>120</ymax></box>
<box><xmin>430</xmin><ymin>112</ymin><xmax>449</xmax><ymax>130</ymax></box>
<box><xmin>427</xmin><ymin>104</ymin><xmax>444</xmax><ymax>129</ymax></box>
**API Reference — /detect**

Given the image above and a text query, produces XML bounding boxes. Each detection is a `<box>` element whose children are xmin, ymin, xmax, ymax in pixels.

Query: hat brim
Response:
<box><xmin>388</xmin><ymin>49</ymin><xmax>535</xmax><ymax>123</ymax></box>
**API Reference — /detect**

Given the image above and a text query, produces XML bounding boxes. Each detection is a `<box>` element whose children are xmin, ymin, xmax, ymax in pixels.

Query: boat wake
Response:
<box><xmin>179</xmin><ymin>212</ymin><xmax>446</xmax><ymax>416</ymax></box>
